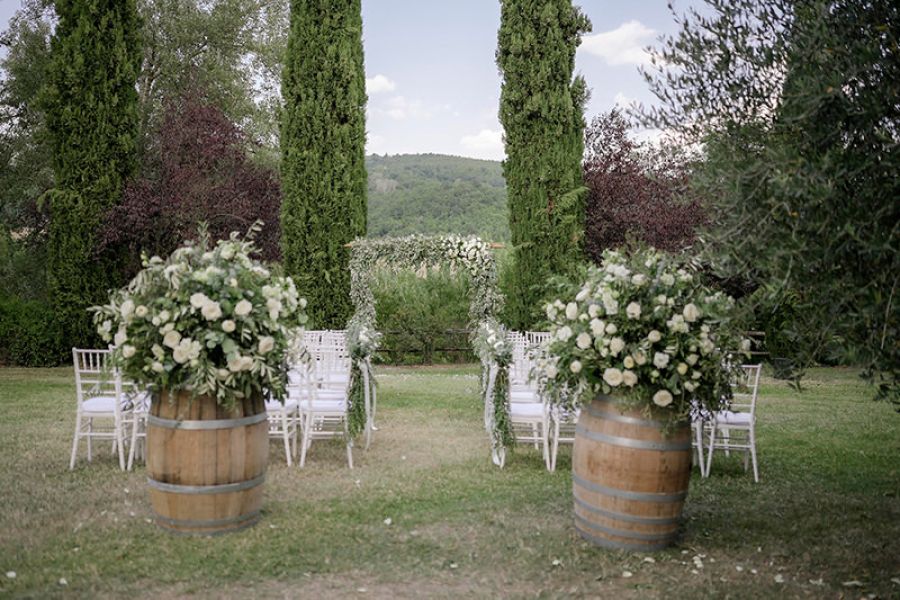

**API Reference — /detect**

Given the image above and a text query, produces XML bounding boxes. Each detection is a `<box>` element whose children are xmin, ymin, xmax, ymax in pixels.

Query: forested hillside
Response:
<box><xmin>366</xmin><ymin>153</ymin><xmax>509</xmax><ymax>242</ymax></box>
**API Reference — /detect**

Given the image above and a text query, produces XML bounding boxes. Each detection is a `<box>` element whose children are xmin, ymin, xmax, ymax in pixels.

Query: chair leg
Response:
<box><xmin>127</xmin><ymin>414</ymin><xmax>140</xmax><ymax>471</ymax></box>
<box><xmin>346</xmin><ymin>440</ymin><xmax>354</xmax><ymax>469</ymax></box>
<box><xmin>550</xmin><ymin>419</ymin><xmax>560</xmax><ymax>472</ymax></box>
<box><xmin>282</xmin><ymin>412</ymin><xmax>292</xmax><ymax>467</ymax></box>
<box><xmin>116</xmin><ymin>419</ymin><xmax>126</xmax><ymax>471</ymax></box>
<box><xmin>705</xmin><ymin>421</ymin><xmax>717</xmax><ymax>476</ymax></box>
<box><xmin>299</xmin><ymin>413</ymin><xmax>311</xmax><ymax>468</ymax></box>
<box><xmin>750</xmin><ymin>428</ymin><xmax>759</xmax><ymax>483</ymax></box>
<box><xmin>542</xmin><ymin>420</ymin><xmax>550</xmax><ymax>471</ymax></box>
<box><xmin>69</xmin><ymin>413</ymin><xmax>82</xmax><ymax>470</ymax></box>
<box><xmin>531</xmin><ymin>423</ymin><xmax>539</xmax><ymax>450</ymax></box>
<box><xmin>87</xmin><ymin>419</ymin><xmax>93</xmax><ymax>462</ymax></box>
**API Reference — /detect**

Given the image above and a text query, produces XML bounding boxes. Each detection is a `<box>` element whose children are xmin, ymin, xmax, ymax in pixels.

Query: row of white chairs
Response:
<box><xmin>70</xmin><ymin>330</ymin><xmax>370</xmax><ymax>471</ymax></box>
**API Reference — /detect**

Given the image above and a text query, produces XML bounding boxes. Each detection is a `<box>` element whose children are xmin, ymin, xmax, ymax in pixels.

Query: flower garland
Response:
<box><xmin>472</xmin><ymin>318</ymin><xmax>515</xmax><ymax>461</ymax></box>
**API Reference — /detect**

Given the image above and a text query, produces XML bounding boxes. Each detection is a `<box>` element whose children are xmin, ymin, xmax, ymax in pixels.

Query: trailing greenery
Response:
<box><xmin>366</xmin><ymin>154</ymin><xmax>509</xmax><ymax>241</ymax></box>
<box><xmin>280</xmin><ymin>0</ymin><xmax>367</xmax><ymax>329</ymax></box>
<box><xmin>497</xmin><ymin>0</ymin><xmax>591</xmax><ymax>330</ymax></box>
<box><xmin>42</xmin><ymin>0</ymin><xmax>142</xmax><ymax>349</ymax></box>
<box><xmin>643</xmin><ymin>0</ymin><xmax>900</xmax><ymax>404</ymax></box>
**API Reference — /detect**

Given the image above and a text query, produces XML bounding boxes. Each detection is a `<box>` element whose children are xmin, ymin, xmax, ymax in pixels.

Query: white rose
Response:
<box><xmin>602</xmin><ymin>293</ymin><xmax>618</xmax><ymax>315</ymax></box>
<box><xmin>299</xmin><ymin>297</ymin><xmax>308</xmax><ymax>309</ymax></box>
<box><xmin>692</xmin><ymin>371</ymin><xmax>702</xmax><ymax>380</ymax></box>
<box><xmin>258</xmin><ymin>336</ymin><xmax>275</xmax><ymax>354</ymax></box>
<box><xmin>570</xmin><ymin>360</ymin><xmax>583</xmax><ymax>374</ymax></box>
<box><xmin>626</xmin><ymin>302</ymin><xmax>641</xmax><ymax>319</ymax></box>
<box><xmin>603</xmin><ymin>368</ymin><xmax>623</xmax><ymax>387</ymax></box>
<box><xmin>234</xmin><ymin>299</ymin><xmax>253</xmax><ymax>317</ymax></box>
<box><xmin>151</xmin><ymin>362</ymin><xmax>165</xmax><ymax>373</ymax></box>
<box><xmin>160</xmin><ymin>323</ymin><xmax>174</xmax><ymax>334</ymax></box>
<box><xmin>575</xmin><ymin>288</ymin><xmax>590</xmax><ymax>302</ymax></box>
<box><xmin>590</xmin><ymin>319</ymin><xmax>605</xmax><ymax>335</ymax></box>
<box><xmin>222</xmin><ymin>320</ymin><xmax>236</xmax><ymax>333</ymax></box>
<box><xmin>683</xmin><ymin>303</ymin><xmax>700</xmax><ymax>322</ymax></box>
<box><xmin>158</xmin><ymin>310</ymin><xmax>170</xmax><ymax>323</ymax></box>
<box><xmin>114</xmin><ymin>329</ymin><xmax>128</xmax><ymax>347</ymax></box>
<box><xmin>631</xmin><ymin>274</ymin><xmax>646</xmax><ymax>286</ymax></box>
<box><xmin>684</xmin><ymin>381</ymin><xmax>697</xmax><ymax>392</ymax></box>
<box><xmin>648</xmin><ymin>330</ymin><xmax>662</xmax><ymax>343</ymax></box>
<box><xmin>172</xmin><ymin>346</ymin><xmax>189</xmax><ymax>364</ymax></box>
<box><xmin>609</xmin><ymin>337</ymin><xmax>625</xmax><ymax>355</ymax></box>
<box><xmin>241</xmin><ymin>356</ymin><xmax>255</xmax><ymax>371</ymax></box>
<box><xmin>565</xmin><ymin>302</ymin><xmax>579</xmax><ymax>320</ymax></box>
<box><xmin>701</xmin><ymin>338</ymin><xmax>715</xmax><ymax>355</ymax></box>
<box><xmin>588</xmin><ymin>304</ymin><xmax>600</xmax><ymax>318</ymax></box>
<box><xmin>201</xmin><ymin>301</ymin><xmax>222</xmax><ymax>321</ymax></box>
<box><xmin>653</xmin><ymin>390</ymin><xmax>674</xmax><ymax>407</ymax></box>
<box><xmin>686</xmin><ymin>353</ymin><xmax>699</xmax><ymax>366</ymax></box>
<box><xmin>121</xmin><ymin>345</ymin><xmax>136</xmax><ymax>358</ymax></box>
<box><xmin>546</xmin><ymin>305</ymin><xmax>558</xmax><ymax>320</ymax></box>
<box><xmin>634</xmin><ymin>351</ymin><xmax>647</xmax><ymax>366</ymax></box>
<box><xmin>152</xmin><ymin>344</ymin><xmax>165</xmax><ymax>360</ymax></box>
<box><xmin>221</xmin><ymin>245</ymin><xmax>235</xmax><ymax>260</ymax></box>
<box><xmin>576</xmin><ymin>332</ymin><xmax>592</xmax><ymax>350</ymax></box>
<box><xmin>660</xmin><ymin>273</ymin><xmax>675</xmax><ymax>286</ymax></box>
<box><xmin>556</xmin><ymin>326</ymin><xmax>573</xmax><ymax>342</ymax></box>
<box><xmin>605</xmin><ymin>323</ymin><xmax>618</xmax><ymax>335</ymax></box>
<box><xmin>677</xmin><ymin>363</ymin><xmax>689</xmax><ymax>375</ymax></box>
<box><xmin>623</xmin><ymin>356</ymin><xmax>635</xmax><ymax>369</ymax></box>
<box><xmin>653</xmin><ymin>352</ymin><xmax>670</xmax><ymax>369</ymax></box>
<box><xmin>190</xmin><ymin>293</ymin><xmax>209</xmax><ymax>309</ymax></box>
<box><xmin>227</xmin><ymin>356</ymin><xmax>245</xmax><ymax>373</ymax></box>
<box><xmin>622</xmin><ymin>370</ymin><xmax>638</xmax><ymax>387</ymax></box>
<box><xmin>135</xmin><ymin>305</ymin><xmax>148</xmax><ymax>318</ymax></box>
<box><xmin>217</xmin><ymin>368</ymin><xmax>230</xmax><ymax>380</ymax></box>
<box><xmin>228</xmin><ymin>278</ymin><xmax>238</xmax><ymax>288</ymax></box>
<box><xmin>545</xmin><ymin>365</ymin><xmax>558</xmax><ymax>379</ymax></box>
<box><xmin>120</xmin><ymin>300</ymin><xmax>135</xmax><ymax>319</ymax></box>
<box><xmin>163</xmin><ymin>330</ymin><xmax>181</xmax><ymax>349</ymax></box>
<box><xmin>740</xmin><ymin>338</ymin><xmax>752</xmax><ymax>353</ymax></box>
<box><xmin>655</xmin><ymin>295</ymin><xmax>667</xmax><ymax>305</ymax></box>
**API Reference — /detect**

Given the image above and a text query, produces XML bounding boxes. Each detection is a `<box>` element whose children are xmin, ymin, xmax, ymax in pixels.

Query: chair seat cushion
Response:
<box><xmin>266</xmin><ymin>399</ymin><xmax>299</xmax><ymax>412</ymax></box>
<box><xmin>717</xmin><ymin>410</ymin><xmax>751</xmax><ymax>425</ymax></box>
<box><xmin>299</xmin><ymin>399</ymin><xmax>347</xmax><ymax>413</ymax></box>
<box><xmin>509</xmin><ymin>402</ymin><xmax>545</xmax><ymax>418</ymax></box>
<box><xmin>82</xmin><ymin>396</ymin><xmax>122</xmax><ymax>413</ymax></box>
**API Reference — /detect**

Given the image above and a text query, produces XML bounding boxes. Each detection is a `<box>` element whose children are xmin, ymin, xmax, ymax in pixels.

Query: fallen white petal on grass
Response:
<box><xmin>622</xmin><ymin>571</ymin><xmax>633</xmax><ymax>578</ymax></box>
<box><xmin>774</xmin><ymin>574</ymin><xmax>785</xmax><ymax>583</ymax></box>
<box><xmin>356</xmin><ymin>588</ymin><xmax>367</xmax><ymax>593</ymax></box>
<box><xmin>552</xmin><ymin>559</ymin><xmax>562</xmax><ymax>567</ymax></box>
<box><xmin>449</xmin><ymin>562</ymin><xmax>458</xmax><ymax>569</ymax></box>
<box><xmin>691</xmin><ymin>569</ymin><xmax>699</xmax><ymax>575</ymax></box>
<box><xmin>58</xmin><ymin>578</ymin><xmax>67</xmax><ymax>586</ymax></box>
<box><xmin>383</xmin><ymin>517</ymin><xmax>392</xmax><ymax>526</ymax></box>
<box><xmin>842</xmin><ymin>581</ymin><xmax>864</xmax><ymax>587</ymax></box>
<box><xmin>643</xmin><ymin>557</ymin><xmax>656</xmax><ymax>564</ymax></box>
<box><xmin>735</xmin><ymin>566</ymin><xmax>744</xmax><ymax>572</ymax></box>
<box><xmin>5</xmin><ymin>571</ymin><xmax>15</xmax><ymax>579</ymax></box>
<box><xmin>809</xmin><ymin>578</ymin><xmax>824</xmax><ymax>586</ymax></box>
<box><xmin>891</xmin><ymin>578</ymin><xmax>900</xmax><ymax>586</ymax></box>
<box><xmin>751</xmin><ymin>569</ymin><xmax>758</xmax><ymax>575</ymax></box>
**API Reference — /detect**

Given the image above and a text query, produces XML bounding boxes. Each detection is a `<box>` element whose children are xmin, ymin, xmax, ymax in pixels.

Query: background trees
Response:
<box><xmin>644</xmin><ymin>0</ymin><xmax>900</xmax><ymax>402</ymax></box>
<box><xmin>280</xmin><ymin>0</ymin><xmax>367</xmax><ymax>329</ymax></box>
<box><xmin>42</xmin><ymin>0</ymin><xmax>142</xmax><ymax>347</ymax></box>
<box><xmin>497</xmin><ymin>0</ymin><xmax>591</xmax><ymax>330</ymax></box>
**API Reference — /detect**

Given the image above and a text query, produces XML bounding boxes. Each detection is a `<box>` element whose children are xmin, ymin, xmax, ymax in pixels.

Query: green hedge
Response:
<box><xmin>0</xmin><ymin>297</ymin><xmax>67</xmax><ymax>367</ymax></box>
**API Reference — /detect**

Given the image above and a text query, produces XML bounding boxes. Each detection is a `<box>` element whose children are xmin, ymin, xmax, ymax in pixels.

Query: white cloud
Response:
<box><xmin>366</xmin><ymin>74</ymin><xmax>396</xmax><ymax>94</ymax></box>
<box><xmin>581</xmin><ymin>20</ymin><xmax>656</xmax><ymax>67</ymax></box>
<box><xmin>613</xmin><ymin>92</ymin><xmax>636</xmax><ymax>108</ymax></box>
<box><xmin>460</xmin><ymin>129</ymin><xmax>505</xmax><ymax>161</ymax></box>
<box><xmin>377</xmin><ymin>96</ymin><xmax>435</xmax><ymax>121</ymax></box>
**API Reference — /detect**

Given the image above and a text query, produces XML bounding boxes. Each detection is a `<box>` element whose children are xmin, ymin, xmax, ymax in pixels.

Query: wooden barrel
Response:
<box><xmin>572</xmin><ymin>395</ymin><xmax>692</xmax><ymax>551</ymax></box>
<box><xmin>146</xmin><ymin>390</ymin><xmax>267</xmax><ymax>535</ymax></box>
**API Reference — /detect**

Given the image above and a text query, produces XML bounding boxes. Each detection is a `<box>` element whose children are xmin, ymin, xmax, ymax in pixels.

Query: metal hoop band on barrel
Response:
<box><xmin>153</xmin><ymin>510</ymin><xmax>262</xmax><ymax>529</ymax></box>
<box><xmin>573</xmin><ymin>473</ymin><xmax>688</xmax><ymax>503</ymax></box>
<box><xmin>573</xmin><ymin>512</ymin><xmax>677</xmax><ymax>542</ymax></box>
<box><xmin>147</xmin><ymin>412</ymin><xmax>267</xmax><ymax>430</ymax></box>
<box><xmin>575</xmin><ymin>424</ymin><xmax>692</xmax><ymax>451</ymax></box>
<box><xmin>574</xmin><ymin>526</ymin><xmax>673</xmax><ymax>552</ymax></box>
<box><xmin>147</xmin><ymin>473</ymin><xmax>265</xmax><ymax>495</ymax></box>
<box><xmin>572</xmin><ymin>493</ymin><xmax>682</xmax><ymax>525</ymax></box>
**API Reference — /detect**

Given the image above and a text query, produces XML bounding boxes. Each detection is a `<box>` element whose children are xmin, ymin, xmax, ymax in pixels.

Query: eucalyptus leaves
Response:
<box><xmin>92</xmin><ymin>227</ymin><xmax>307</xmax><ymax>409</ymax></box>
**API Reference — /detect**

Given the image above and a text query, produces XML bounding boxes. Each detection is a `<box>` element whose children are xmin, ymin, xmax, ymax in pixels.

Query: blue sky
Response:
<box><xmin>0</xmin><ymin>1</ymin><xmax>699</xmax><ymax>160</ymax></box>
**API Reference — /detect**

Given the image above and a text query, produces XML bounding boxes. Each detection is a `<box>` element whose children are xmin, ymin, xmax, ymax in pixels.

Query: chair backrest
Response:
<box><xmin>72</xmin><ymin>348</ymin><xmax>123</xmax><ymax>413</ymax></box>
<box><xmin>730</xmin><ymin>364</ymin><xmax>762</xmax><ymax>416</ymax></box>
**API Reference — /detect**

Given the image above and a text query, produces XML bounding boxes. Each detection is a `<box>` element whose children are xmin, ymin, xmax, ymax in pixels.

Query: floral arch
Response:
<box><xmin>344</xmin><ymin>235</ymin><xmax>512</xmax><ymax>457</ymax></box>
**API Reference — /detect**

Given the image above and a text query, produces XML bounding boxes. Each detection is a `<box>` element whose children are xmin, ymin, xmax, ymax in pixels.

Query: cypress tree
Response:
<box><xmin>281</xmin><ymin>0</ymin><xmax>367</xmax><ymax>328</ymax></box>
<box><xmin>43</xmin><ymin>0</ymin><xmax>142</xmax><ymax>346</ymax></box>
<box><xmin>497</xmin><ymin>0</ymin><xmax>591</xmax><ymax>329</ymax></box>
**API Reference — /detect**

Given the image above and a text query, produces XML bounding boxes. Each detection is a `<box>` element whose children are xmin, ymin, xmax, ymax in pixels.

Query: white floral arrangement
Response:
<box><xmin>541</xmin><ymin>248</ymin><xmax>749</xmax><ymax>422</ymax></box>
<box><xmin>92</xmin><ymin>227</ymin><xmax>307</xmax><ymax>409</ymax></box>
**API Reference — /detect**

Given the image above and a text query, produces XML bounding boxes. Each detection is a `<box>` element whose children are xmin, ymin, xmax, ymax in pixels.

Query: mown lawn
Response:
<box><xmin>0</xmin><ymin>365</ymin><xmax>897</xmax><ymax>599</ymax></box>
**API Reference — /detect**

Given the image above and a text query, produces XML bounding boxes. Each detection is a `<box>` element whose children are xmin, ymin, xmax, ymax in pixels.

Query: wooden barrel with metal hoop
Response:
<box><xmin>572</xmin><ymin>395</ymin><xmax>692</xmax><ymax>551</ymax></box>
<box><xmin>146</xmin><ymin>390</ymin><xmax>267</xmax><ymax>535</ymax></box>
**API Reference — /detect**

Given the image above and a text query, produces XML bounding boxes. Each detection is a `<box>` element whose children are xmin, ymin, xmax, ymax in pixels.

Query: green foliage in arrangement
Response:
<box><xmin>41</xmin><ymin>0</ymin><xmax>143</xmax><ymax>349</ymax></box>
<box><xmin>366</xmin><ymin>154</ymin><xmax>509</xmax><ymax>242</ymax></box>
<box><xmin>497</xmin><ymin>0</ymin><xmax>592</xmax><ymax>330</ymax></box>
<box><xmin>280</xmin><ymin>0</ymin><xmax>368</xmax><ymax>330</ymax></box>
<box><xmin>643</xmin><ymin>0</ymin><xmax>900</xmax><ymax>404</ymax></box>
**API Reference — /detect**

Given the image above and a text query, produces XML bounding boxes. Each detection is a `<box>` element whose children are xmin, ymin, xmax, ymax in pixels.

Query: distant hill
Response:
<box><xmin>366</xmin><ymin>153</ymin><xmax>509</xmax><ymax>242</ymax></box>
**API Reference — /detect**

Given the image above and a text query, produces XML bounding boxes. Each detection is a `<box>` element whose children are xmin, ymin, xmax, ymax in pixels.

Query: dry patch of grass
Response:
<box><xmin>0</xmin><ymin>365</ymin><xmax>898</xmax><ymax>598</ymax></box>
